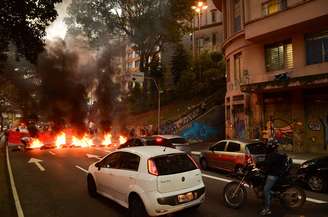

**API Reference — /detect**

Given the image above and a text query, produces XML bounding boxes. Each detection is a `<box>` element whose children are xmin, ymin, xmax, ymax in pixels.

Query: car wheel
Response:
<box><xmin>87</xmin><ymin>174</ymin><xmax>97</xmax><ymax>197</ymax></box>
<box><xmin>308</xmin><ymin>175</ymin><xmax>327</xmax><ymax>192</ymax></box>
<box><xmin>129</xmin><ymin>195</ymin><xmax>149</xmax><ymax>217</ymax></box>
<box><xmin>200</xmin><ymin>158</ymin><xmax>208</xmax><ymax>170</ymax></box>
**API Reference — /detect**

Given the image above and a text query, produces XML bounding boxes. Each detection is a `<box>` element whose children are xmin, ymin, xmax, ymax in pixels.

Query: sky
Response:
<box><xmin>45</xmin><ymin>0</ymin><xmax>71</xmax><ymax>40</ymax></box>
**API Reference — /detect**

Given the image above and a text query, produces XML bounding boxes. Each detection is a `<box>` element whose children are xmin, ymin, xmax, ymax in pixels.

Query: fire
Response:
<box><xmin>72</xmin><ymin>134</ymin><xmax>94</xmax><ymax>147</ymax></box>
<box><xmin>55</xmin><ymin>132</ymin><xmax>66</xmax><ymax>148</ymax></box>
<box><xmin>119</xmin><ymin>135</ymin><xmax>127</xmax><ymax>145</ymax></box>
<box><xmin>102</xmin><ymin>133</ymin><xmax>112</xmax><ymax>146</ymax></box>
<box><xmin>29</xmin><ymin>138</ymin><xmax>44</xmax><ymax>149</ymax></box>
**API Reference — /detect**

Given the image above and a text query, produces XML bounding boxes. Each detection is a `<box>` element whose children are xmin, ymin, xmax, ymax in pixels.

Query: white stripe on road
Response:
<box><xmin>6</xmin><ymin>146</ymin><xmax>25</xmax><ymax>217</ymax></box>
<box><xmin>75</xmin><ymin>165</ymin><xmax>88</xmax><ymax>173</ymax></box>
<box><xmin>192</xmin><ymin>151</ymin><xmax>305</xmax><ymax>165</ymax></box>
<box><xmin>202</xmin><ymin>172</ymin><xmax>327</xmax><ymax>204</ymax></box>
<box><xmin>48</xmin><ymin>151</ymin><xmax>56</xmax><ymax>156</ymax></box>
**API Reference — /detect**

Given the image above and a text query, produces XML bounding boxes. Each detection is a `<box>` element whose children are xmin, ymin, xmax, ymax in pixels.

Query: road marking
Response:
<box><xmin>48</xmin><ymin>151</ymin><xmax>56</xmax><ymax>156</ymax></box>
<box><xmin>75</xmin><ymin>165</ymin><xmax>88</xmax><ymax>173</ymax></box>
<box><xmin>86</xmin><ymin>153</ymin><xmax>101</xmax><ymax>160</ymax></box>
<box><xmin>191</xmin><ymin>151</ymin><xmax>201</xmax><ymax>155</ymax></box>
<box><xmin>28</xmin><ymin>158</ymin><xmax>45</xmax><ymax>171</ymax></box>
<box><xmin>6</xmin><ymin>146</ymin><xmax>25</xmax><ymax>217</ymax></box>
<box><xmin>202</xmin><ymin>172</ymin><xmax>328</xmax><ymax>204</ymax></box>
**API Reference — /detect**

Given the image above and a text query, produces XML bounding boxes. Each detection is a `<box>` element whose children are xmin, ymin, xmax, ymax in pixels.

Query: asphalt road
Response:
<box><xmin>5</xmin><ymin>145</ymin><xmax>328</xmax><ymax>217</ymax></box>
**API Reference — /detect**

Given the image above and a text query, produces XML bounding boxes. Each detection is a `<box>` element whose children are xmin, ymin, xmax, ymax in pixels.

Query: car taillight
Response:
<box><xmin>187</xmin><ymin>154</ymin><xmax>200</xmax><ymax>169</ymax></box>
<box><xmin>155</xmin><ymin>137</ymin><xmax>163</xmax><ymax>143</ymax></box>
<box><xmin>147</xmin><ymin>159</ymin><xmax>159</xmax><ymax>176</ymax></box>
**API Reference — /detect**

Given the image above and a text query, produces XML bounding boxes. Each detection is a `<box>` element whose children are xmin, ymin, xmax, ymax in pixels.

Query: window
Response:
<box><xmin>233</xmin><ymin>0</ymin><xmax>241</xmax><ymax>33</ymax></box>
<box><xmin>120</xmin><ymin>152</ymin><xmax>140</xmax><ymax>171</ymax></box>
<box><xmin>226</xmin><ymin>106</ymin><xmax>231</xmax><ymax>121</ymax></box>
<box><xmin>128</xmin><ymin>62</ymin><xmax>133</xmax><ymax>69</ymax></box>
<box><xmin>305</xmin><ymin>31</ymin><xmax>328</xmax><ymax>65</ymax></box>
<box><xmin>226</xmin><ymin>142</ymin><xmax>240</xmax><ymax>152</ymax></box>
<box><xmin>262</xmin><ymin>0</ymin><xmax>287</xmax><ymax>16</ymax></box>
<box><xmin>212</xmin><ymin>33</ymin><xmax>217</xmax><ymax>46</ymax></box>
<box><xmin>246</xmin><ymin>143</ymin><xmax>266</xmax><ymax>155</ymax></box>
<box><xmin>234</xmin><ymin>53</ymin><xmax>242</xmax><ymax>84</ymax></box>
<box><xmin>152</xmin><ymin>154</ymin><xmax>197</xmax><ymax>176</ymax></box>
<box><xmin>226</xmin><ymin>59</ymin><xmax>230</xmax><ymax>82</ymax></box>
<box><xmin>212</xmin><ymin>141</ymin><xmax>226</xmax><ymax>151</ymax></box>
<box><xmin>101</xmin><ymin>152</ymin><xmax>121</xmax><ymax>169</ymax></box>
<box><xmin>135</xmin><ymin>60</ymin><xmax>140</xmax><ymax>69</ymax></box>
<box><xmin>211</xmin><ymin>10</ymin><xmax>217</xmax><ymax>23</ymax></box>
<box><xmin>265</xmin><ymin>40</ymin><xmax>293</xmax><ymax>71</ymax></box>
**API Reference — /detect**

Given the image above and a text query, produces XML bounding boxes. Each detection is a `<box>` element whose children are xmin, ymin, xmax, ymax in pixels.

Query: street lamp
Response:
<box><xmin>191</xmin><ymin>1</ymin><xmax>208</xmax><ymax>57</ymax></box>
<box><xmin>144</xmin><ymin>76</ymin><xmax>161</xmax><ymax>134</ymax></box>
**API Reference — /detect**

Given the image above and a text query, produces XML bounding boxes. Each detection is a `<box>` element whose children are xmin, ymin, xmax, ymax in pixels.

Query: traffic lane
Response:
<box><xmin>8</xmin><ymin>147</ymin><xmax>126</xmax><ymax>217</ymax></box>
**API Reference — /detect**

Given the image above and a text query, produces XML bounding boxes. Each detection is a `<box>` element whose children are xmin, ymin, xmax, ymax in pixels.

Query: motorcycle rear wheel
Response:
<box><xmin>280</xmin><ymin>186</ymin><xmax>306</xmax><ymax>209</ymax></box>
<box><xmin>223</xmin><ymin>181</ymin><xmax>247</xmax><ymax>209</ymax></box>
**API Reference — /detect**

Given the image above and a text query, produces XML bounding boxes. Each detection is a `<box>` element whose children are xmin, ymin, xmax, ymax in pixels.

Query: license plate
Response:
<box><xmin>178</xmin><ymin>192</ymin><xmax>194</xmax><ymax>203</ymax></box>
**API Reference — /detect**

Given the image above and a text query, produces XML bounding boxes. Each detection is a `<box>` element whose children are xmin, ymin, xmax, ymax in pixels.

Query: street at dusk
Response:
<box><xmin>1</xmin><ymin>0</ymin><xmax>328</xmax><ymax>217</ymax></box>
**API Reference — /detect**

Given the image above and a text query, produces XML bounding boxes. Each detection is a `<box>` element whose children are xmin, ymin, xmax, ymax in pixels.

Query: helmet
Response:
<box><xmin>266</xmin><ymin>138</ymin><xmax>279</xmax><ymax>151</ymax></box>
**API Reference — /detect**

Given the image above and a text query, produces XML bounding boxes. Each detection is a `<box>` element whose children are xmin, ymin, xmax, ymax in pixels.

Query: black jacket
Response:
<box><xmin>260</xmin><ymin>152</ymin><xmax>288</xmax><ymax>177</ymax></box>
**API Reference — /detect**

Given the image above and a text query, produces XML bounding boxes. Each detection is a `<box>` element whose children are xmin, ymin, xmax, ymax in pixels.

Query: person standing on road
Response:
<box><xmin>258</xmin><ymin>139</ymin><xmax>288</xmax><ymax>216</ymax></box>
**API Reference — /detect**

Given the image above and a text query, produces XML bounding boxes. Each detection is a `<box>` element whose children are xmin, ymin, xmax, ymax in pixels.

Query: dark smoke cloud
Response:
<box><xmin>37</xmin><ymin>40</ymin><xmax>88</xmax><ymax>134</ymax></box>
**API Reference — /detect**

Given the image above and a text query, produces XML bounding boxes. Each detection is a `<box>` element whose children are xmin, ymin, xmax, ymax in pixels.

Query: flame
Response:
<box><xmin>29</xmin><ymin>138</ymin><xmax>44</xmax><ymax>149</ymax></box>
<box><xmin>55</xmin><ymin>132</ymin><xmax>66</xmax><ymax>148</ymax></box>
<box><xmin>72</xmin><ymin>134</ymin><xmax>94</xmax><ymax>147</ymax></box>
<box><xmin>102</xmin><ymin>133</ymin><xmax>112</xmax><ymax>146</ymax></box>
<box><xmin>119</xmin><ymin>135</ymin><xmax>127</xmax><ymax>145</ymax></box>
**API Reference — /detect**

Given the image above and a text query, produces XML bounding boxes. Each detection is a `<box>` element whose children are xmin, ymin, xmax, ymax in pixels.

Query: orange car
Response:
<box><xmin>199</xmin><ymin>139</ymin><xmax>266</xmax><ymax>173</ymax></box>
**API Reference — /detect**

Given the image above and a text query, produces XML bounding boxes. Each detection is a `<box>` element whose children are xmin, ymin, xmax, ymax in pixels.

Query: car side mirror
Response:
<box><xmin>95</xmin><ymin>162</ymin><xmax>101</xmax><ymax>170</ymax></box>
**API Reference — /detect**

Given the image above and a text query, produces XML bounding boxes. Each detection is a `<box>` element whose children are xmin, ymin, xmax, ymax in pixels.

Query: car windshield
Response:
<box><xmin>168</xmin><ymin>137</ymin><xmax>188</xmax><ymax>144</ymax></box>
<box><xmin>246</xmin><ymin>142</ymin><xmax>266</xmax><ymax>155</ymax></box>
<box><xmin>152</xmin><ymin>153</ymin><xmax>197</xmax><ymax>175</ymax></box>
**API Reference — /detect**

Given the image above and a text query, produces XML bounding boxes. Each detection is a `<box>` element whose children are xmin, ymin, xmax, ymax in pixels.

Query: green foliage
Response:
<box><xmin>66</xmin><ymin>0</ymin><xmax>193</xmax><ymax>72</ymax></box>
<box><xmin>0</xmin><ymin>0</ymin><xmax>62</xmax><ymax>64</ymax></box>
<box><xmin>171</xmin><ymin>44</ymin><xmax>192</xmax><ymax>84</ymax></box>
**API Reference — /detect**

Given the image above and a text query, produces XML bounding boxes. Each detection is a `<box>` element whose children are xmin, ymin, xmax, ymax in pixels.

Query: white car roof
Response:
<box><xmin>118</xmin><ymin>146</ymin><xmax>183</xmax><ymax>158</ymax></box>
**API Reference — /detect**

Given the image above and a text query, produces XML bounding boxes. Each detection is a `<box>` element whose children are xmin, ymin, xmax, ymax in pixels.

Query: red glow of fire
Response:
<box><xmin>119</xmin><ymin>135</ymin><xmax>127</xmax><ymax>145</ymax></box>
<box><xmin>102</xmin><ymin>133</ymin><xmax>112</xmax><ymax>146</ymax></box>
<box><xmin>55</xmin><ymin>132</ymin><xmax>66</xmax><ymax>148</ymax></box>
<box><xmin>29</xmin><ymin>138</ymin><xmax>44</xmax><ymax>149</ymax></box>
<box><xmin>72</xmin><ymin>134</ymin><xmax>94</xmax><ymax>147</ymax></box>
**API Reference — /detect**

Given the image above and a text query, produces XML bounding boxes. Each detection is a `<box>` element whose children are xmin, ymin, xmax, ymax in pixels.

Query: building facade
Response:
<box><xmin>184</xmin><ymin>0</ymin><xmax>224</xmax><ymax>55</ymax></box>
<box><xmin>217</xmin><ymin>0</ymin><xmax>328</xmax><ymax>153</ymax></box>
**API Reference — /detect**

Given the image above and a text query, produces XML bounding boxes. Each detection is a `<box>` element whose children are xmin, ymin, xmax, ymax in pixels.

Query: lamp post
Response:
<box><xmin>191</xmin><ymin>1</ymin><xmax>208</xmax><ymax>57</ymax></box>
<box><xmin>141</xmin><ymin>76</ymin><xmax>161</xmax><ymax>134</ymax></box>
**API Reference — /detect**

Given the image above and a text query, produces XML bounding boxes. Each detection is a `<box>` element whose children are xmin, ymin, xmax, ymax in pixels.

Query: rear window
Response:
<box><xmin>168</xmin><ymin>138</ymin><xmax>188</xmax><ymax>144</ymax></box>
<box><xmin>152</xmin><ymin>154</ymin><xmax>197</xmax><ymax>176</ymax></box>
<box><xmin>246</xmin><ymin>142</ymin><xmax>266</xmax><ymax>154</ymax></box>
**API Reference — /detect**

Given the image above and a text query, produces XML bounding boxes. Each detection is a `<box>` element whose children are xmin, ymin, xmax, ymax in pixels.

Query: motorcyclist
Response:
<box><xmin>258</xmin><ymin>138</ymin><xmax>288</xmax><ymax>216</ymax></box>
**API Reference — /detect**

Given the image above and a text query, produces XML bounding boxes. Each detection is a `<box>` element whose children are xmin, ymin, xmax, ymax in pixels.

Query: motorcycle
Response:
<box><xmin>222</xmin><ymin>159</ymin><xmax>306</xmax><ymax>209</ymax></box>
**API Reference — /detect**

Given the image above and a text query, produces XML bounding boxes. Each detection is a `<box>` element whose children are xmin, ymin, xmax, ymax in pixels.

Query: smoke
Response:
<box><xmin>37</xmin><ymin>39</ymin><xmax>89</xmax><ymax>134</ymax></box>
<box><xmin>37</xmin><ymin>36</ymin><xmax>125</xmax><ymax>134</ymax></box>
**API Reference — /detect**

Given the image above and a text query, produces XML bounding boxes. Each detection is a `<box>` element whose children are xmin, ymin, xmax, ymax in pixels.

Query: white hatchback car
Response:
<box><xmin>87</xmin><ymin>146</ymin><xmax>205</xmax><ymax>217</ymax></box>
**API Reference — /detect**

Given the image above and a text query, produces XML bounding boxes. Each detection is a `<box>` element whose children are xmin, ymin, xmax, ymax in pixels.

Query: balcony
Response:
<box><xmin>245</xmin><ymin>0</ymin><xmax>328</xmax><ymax>40</ymax></box>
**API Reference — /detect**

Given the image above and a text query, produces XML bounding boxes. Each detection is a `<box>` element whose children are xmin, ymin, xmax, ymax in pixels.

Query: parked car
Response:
<box><xmin>118</xmin><ymin>136</ymin><xmax>174</xmax><ymax>149</ymax></box>
<box><xmin>297</xmin><ymin>156</ymin><xmax>328</xmax><ymax>192</ymax></box>
<box><xmin>199</xmin><ymin>139</ymin><xmax>266</xmax><ymax>173</ymax></box>
<box><xmin>153</xmin><ymin>135</ymin><xmax>191</xmax><ymax>153</ymax></box>
<box><xmin>87</xmin><ymin>146</ymin><xmax>205</xmax><ymax>217</ymax></box>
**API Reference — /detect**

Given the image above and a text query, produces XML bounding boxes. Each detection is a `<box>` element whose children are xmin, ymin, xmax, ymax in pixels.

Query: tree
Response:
<box><xmin>0</xmin><ymin>0</ymin><xmax>62</xmax><ymax>64</ymax></box>
<box><xmin>66</xmin><ymin>0</ymin><xmax>193</xmax><ymax>73</ymax></box>
<box><xmin>171</xmin><ymin>44</ymin><xmax>191</xmax><ymax>84</ymax></box>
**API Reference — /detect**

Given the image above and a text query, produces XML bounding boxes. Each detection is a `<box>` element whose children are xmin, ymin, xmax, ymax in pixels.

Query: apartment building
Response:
<box><xmin>185</xmin><ymin>0</ymin><xmax>224</xmax><ymax>55</ymax></box>
<box><xmin>217</xmin><ymin>0</ymin><xmax>328</xmax><ymax>153</ymax></box>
